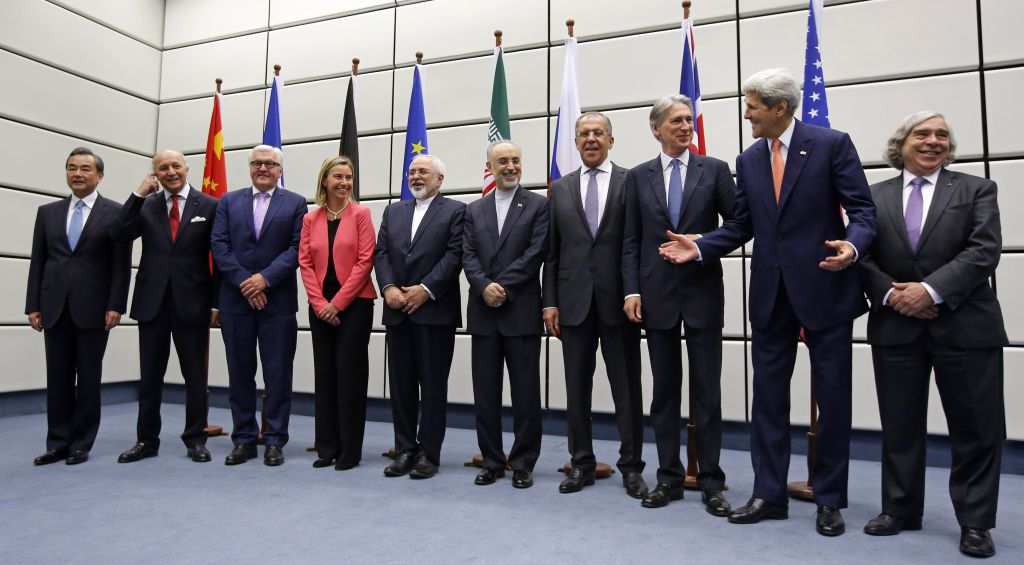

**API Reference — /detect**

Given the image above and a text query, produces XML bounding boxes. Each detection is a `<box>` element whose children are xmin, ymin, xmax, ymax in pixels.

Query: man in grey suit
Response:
<box><xmin>860</xmin><ymin>112</ymin><xmax>1007</xmax><ymax>558</ymax></box>
<box><xmin>543</xmin><ymin>112</ymin><xmax>647</xmax><ymax>498</ymax></box>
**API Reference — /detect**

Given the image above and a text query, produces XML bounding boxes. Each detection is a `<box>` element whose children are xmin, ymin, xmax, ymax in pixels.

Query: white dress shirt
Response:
<box><xmin>764</xmin><ymin>117</ymin><xmax>796</xmax><ymax>165</ymax></box>
<box><xmin>580</xmin><ymin>159</ymin><xmax>613</xmax><ymax>225</ymax></box>
<box><xmin>66</xmin><ymin>190</ymin><xmax>98</xmax><ymax>232</ymax></box>
<box><xmin>660</xmin><ymin>150</ymin><xmax>689</xmax><ymax>206</ymax></box>
<box><xmin>881</xmin><ymin>168</ymin><xmax>944</xmax><ymax>306</ymax></box>
<box><xmin>411</xmin><ymin>193</ymin><xmax>437</xmax><ymax>241</ymax></box>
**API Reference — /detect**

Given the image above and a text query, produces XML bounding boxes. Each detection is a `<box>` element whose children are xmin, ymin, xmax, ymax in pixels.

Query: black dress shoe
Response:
<box><xmin>409</xmin><ymin>454</ymin><xmax>438</xmax><ymax>479</ymax></box>
<box><xmin>118</xmin><ymin>442</ymin><xmax>159</xmax><ymax>463</ymax></box>
<box><xmin>33</xmin><ymin>449</ymin><xmax>67</xmax><ymax>466</ymax></box>
<box><xmin>702</xmin><ymin>490</ymin><xmax>732</xmax><ymax>517</ymax></box>
<box><xmin>960</xmin><ymin>527</ymin><xmax>995</xmax><ymax>558</ymax></box>
<box><xmin>863</xmin><ymin>513</ymin><xmax>922</xmax><ymax>536</ymax></box>
<box><xmin>224</xmin><ymin>444</ymin><xmax>257</xmax><ymax>465</ymax></box>
<box><xmin>641</xmin><ymin>482</ymin><xmax>685</xmax><ymax>508</ymax></box>
<box><xmin>816</xmin><ymin>505</ymin><xmax>845</xmax><ymax>537</ymax></box>
<box><xmin>264</xmin><ymin>445</ymin><xmax>284</xmax><ymax>466</ymax></box>
<box><xmin>622</xmin><ymin>471</ymin><xmax>649</xmax><ymax>499</ymax></box>
<box><xmin>512</xmin><ymin>470</ymin><xmax>534</xmax><ymax>489</ymax></box>
<box><xmin>187</xmin><ymin>444</ymin><xmax>211</xmax><ymax>463</ymax></box>
<box><xmin>384</xmin><ymin>451</ymin><xmax>416</xmax><ymax>477</ymax></box>
<box><xmin>728</xmin><ymin>497</ymin><xmax>788</xmax><ymax>524</ymax></box>
<box><xmin>312</xmin><ymin>457</ymin><xmax>335</xmax><ymax>468</ymax></box>
<box><xmin>334</xmin><ymin>460</ymin><xmax>358</xmax><ymax>471</ymax></box>
<box><xmin>65</xmin><ymin>450</ymin><xmax>89</xmax><ymax>465</ymax></box>
<box><xmin>474</xmin><ymin>467</ymin><xmax>505</xmax><ymax>485</ymax></box>
<box><xmin>559</xmin><ymin>466</ymin><xmax>595</xmax><ymax>494</ymax></box>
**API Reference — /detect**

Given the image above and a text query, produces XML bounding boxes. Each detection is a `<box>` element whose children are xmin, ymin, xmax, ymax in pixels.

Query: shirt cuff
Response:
<box><xmin>846</xmin><ymin>241</ymin><xmax>860</xmax><ymax>262</ymax></box>
<box><xmin>624</xmin><ymin>293</ymin><xmax>640</xmax><ymax>301</ymax></box>
<box><xmin>420</xmin><ymin>283</ymin><xmax>435</xmax><ymax>301</ymax></box>
<box><xmin>921</xmin><ymin>282</ymin><xmax>944</xmax><ymax>305</ymax></box>
<box><xmin>542</xmin><ymin>306</ymin><xmax>558</xmax><ymax>311</ymax></box>
<box><xmin>882</xmin><ymin>288</ymin><xmax>894</xmax><ymax>306</ymax></box>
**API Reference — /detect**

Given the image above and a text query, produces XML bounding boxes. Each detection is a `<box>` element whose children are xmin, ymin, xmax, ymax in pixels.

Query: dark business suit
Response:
<box><xmin>210</xmin><ymin>186</ymin><xmax>307</xmax><ymax>448</ymax></box>
<box><xmin>463</xmin><ymin>187</ymin><xmax>548</xmax><ymax>472</ymax></box>
<box><xmin>116</xmin><ymin>186</ymin><xmax>219</xmax><ymax>449</ymax></box>
<box><xmin>25</xmin><ymin>194</ymin><xmax>131</xmax><ymax>453</ymax></box>
<box><xmin>621</xmin><ymin>153</ymin><xmax>736</xmax><ymax>488</ymax></box>
<box><xmin>860</xmin><ymin>170</ymin><xmax>1006</xmax><ymax>529</ymax></box>
<box><xmin>545</xmin><ymin>164</ymin><xmax>644</xmax><ymax>475</ymax></box>
<box><xmin>697</xmin><ymin>120</ymin><xmax>876</xmax><ymax>508</ymax></box>
<box><xmin>375</xmin><ymin>195</ymin><xmax>465</xmax><ymax>465</ymax></box>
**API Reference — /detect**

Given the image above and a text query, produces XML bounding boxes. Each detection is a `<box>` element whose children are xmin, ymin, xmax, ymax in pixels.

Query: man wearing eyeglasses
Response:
<box><xmin>211</xmin><ymin>144</ymin><xmax>308</xmax><ymax>467</ymax></box>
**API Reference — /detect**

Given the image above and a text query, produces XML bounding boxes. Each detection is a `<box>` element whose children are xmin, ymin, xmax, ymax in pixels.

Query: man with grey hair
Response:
<box><xmin>211</xmin><ymin>144</ymin><xmax>308</xmax><ymax>466</ymax></box>
<box><xmin>621</xmin><ymin>95</ymin><xmax>736</xmax><ymax>514</ymax></box>
<box><xmin>544</xmin><ymin>112</ymin><xmax>647</xmax><ymax>498</ymax></box>
<box><xmin>659</xmin><ymin>68</ymin><xmax>876</xmax><ymax>536</ymax></box>
<box><xmin>375</xmin><ymin>153</ymin><xmax>466</xmax><ymax>479</ymax></box>
<box><xmin>860</xmin><ymin>112</ymin><xmax>1006</xmax><ymax>558</ymax></box>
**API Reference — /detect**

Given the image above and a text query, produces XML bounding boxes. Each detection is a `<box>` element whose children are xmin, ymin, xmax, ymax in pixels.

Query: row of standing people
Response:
<box><xmin>25</xmin><ymin>67</ymin><xmax>1006</xmax><ymax>559</ymax></box>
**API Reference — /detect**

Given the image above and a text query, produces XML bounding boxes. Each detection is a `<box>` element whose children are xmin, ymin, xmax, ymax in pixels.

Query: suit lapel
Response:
<box><xmin>482</xmin><ymin>191</ymin><xmax>500</xmax><ymax>244</ymax></box>
<box><xmin>777</xmin><ymin>121</ymin><xmax>812</xmax><ymax>213</ymax></box>
<box><xmin>917</xmin><ymin>169</ymin><xmax>956</xmax><ymax>252</ymax></box>
<box><xmin>880</xmin><ymin>176</ymin><xmax>913</xmax><ymax>254</ymax></box>
<box><xmin>679</xmin><ymin>153</ymin><xmax>704</xmax><ymax>227</ymax></box>
<box><xmin>59</xmin><ymin>197</ymin><xmax>74</xmax><ymax>252</ymax></box>
<box><xmin>149</xmin><ymin>192</ymin><xmax>173</xmax><ymax>244</ymax></box>
<box><xmin>257</xmin><ymin>188</ymin><xmax>286</xmax><ymax>238</ymax></box>
<box><xmin>496</xmin><ymin>188</ymin><xmax>526</xmax><ymax>251</ymax></box>
<box><xmin>175</xmin><ymin>190</ymin><xmax>200</xmax><ymax>242</ymax></box>
<box><xmin>646</xmin><ymin>158</ymin><xmax>671</xmax><ymax>226</ymax></box>
<box><xmin>312</xmin><ymin>208</ymin><xmax>329</xmax><ymax>274</ymax></box>
<box><xmin>410</xmin><ymin>197</ymin><xmax>441</xmax><ymax>251</ymax></box>
<box><xmin>596</xmin><ymin>166</ymin><xmax>626</xmax><ymax>238</ymax></box>
<box><xmin>242</xmin><ymin>188</ymin><xmax>257</xmax><ymax>239</ymax></box>
<box><xmin>392</xmin><ymin>200</ymin><xmax>413</xmax><ymax>255</ymax></box>
<box><xmin>567</xmin><ymin>170</ymin><xmax>593</xmax><ymax>242</ymax></box>
<box><xmin>74</xmin><ymin>195</ymin><xmax>106</xmax><ymax>252</ymax></box>
<box><xmin>749</xmin><ymin>140</ymin><xmax>778</xmax><ymax>222</ymax></box>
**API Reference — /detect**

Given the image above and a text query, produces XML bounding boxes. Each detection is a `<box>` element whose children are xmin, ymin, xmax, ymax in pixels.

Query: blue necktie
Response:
<box><xmin>667</xmin><ymin>158</ymin><xmax>683</xmax><ymax>228</ymax></box>
<box><xmin>68</xmin><ymin>200</ymin><xmax>85</xmax><ymax>251</ymax></box>
<box><xmin>584</xmin><ymin>169</ymin><xmax>600</xmax><ymax>236</ymax></box>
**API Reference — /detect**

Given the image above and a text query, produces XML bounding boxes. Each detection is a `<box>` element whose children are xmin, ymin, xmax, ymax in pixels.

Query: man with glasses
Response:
<box><xmin>211</xmin><ymin>144</ymin><xmax>308</xmax><ymax>466</ymax></box>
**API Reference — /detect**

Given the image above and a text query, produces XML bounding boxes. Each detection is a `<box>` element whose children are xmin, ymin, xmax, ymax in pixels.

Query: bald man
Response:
<box><xmin>115</xmin><ymin>150</ymin><xmax>220</xmax><ymax>463</ymax></box>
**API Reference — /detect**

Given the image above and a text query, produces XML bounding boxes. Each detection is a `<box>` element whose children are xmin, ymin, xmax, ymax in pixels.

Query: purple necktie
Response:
<box><xmin>253</xmin><ymin>191</ymin><xmax>271</xmax><ymax>238</ymax></box>
<box><xmin>584</xmin><ymin>169</ymin><xmax>600</xmax><ymax>236</ymax></box>
<box><xmin>905</xmin><ymin>176</ymin><xmax>925</xmax><ymax>251</ymax></box>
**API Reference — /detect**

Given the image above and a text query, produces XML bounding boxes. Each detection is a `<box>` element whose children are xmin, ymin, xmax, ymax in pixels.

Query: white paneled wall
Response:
<box><xmin>2</xmin><ymin>1</ymin><xmax>1022</xmax><ymax>442</ymax></box>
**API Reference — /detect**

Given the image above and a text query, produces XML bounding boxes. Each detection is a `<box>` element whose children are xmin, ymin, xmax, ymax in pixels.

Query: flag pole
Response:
<box><xmin>204</xmin><ymin>78</ymin><xmax>227</xmax><ymax>440</ymax></box>
<box><xmin>258</xmin><ymin>67</ymin><xmax>281</xmax><ymax>445</ymax></box>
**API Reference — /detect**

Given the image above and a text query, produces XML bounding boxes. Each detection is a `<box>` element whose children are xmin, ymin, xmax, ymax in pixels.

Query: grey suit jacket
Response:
<box><xmin>860</xmin><ymin>169</ymin><xmax>1007</xmax><ymax>347</ymax></box>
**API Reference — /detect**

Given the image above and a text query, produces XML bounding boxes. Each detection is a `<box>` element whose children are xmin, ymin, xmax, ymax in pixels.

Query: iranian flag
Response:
<box><xmin>482</xmin><ymin>46</ymin><xmax>510</xmax><ymax>195</ymax></box>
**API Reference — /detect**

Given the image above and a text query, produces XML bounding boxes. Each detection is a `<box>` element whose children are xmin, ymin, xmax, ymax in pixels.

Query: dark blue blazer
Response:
<box><xmin>463</xmin><ymin>187</ymin><xmax>548</xmax><ymax>337</ymax></box>
<box><xmin>697</xmin><ymin>120</ymin><xmax>876</xmax><ymax>331</ymax></box>
<box><xmin>374</xmin><ymin>195</ymin><xmax>465</xmax><ymax>327</ymax></box>
<box><xmin>210</xmin><ymin>186</ymin><xmax>307</xmax><ymax>316</ymax></box>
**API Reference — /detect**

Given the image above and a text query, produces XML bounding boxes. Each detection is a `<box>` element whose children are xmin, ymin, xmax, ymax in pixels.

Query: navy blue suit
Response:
<box><xmin>210</xmin><ymin>186</ymin><xmax>307</xmax><ymax>448</ymax></box>
<box><xmin>697</xmin><ymin>120</ymin><xmax>875</xmax><ymax>508</ymax></box>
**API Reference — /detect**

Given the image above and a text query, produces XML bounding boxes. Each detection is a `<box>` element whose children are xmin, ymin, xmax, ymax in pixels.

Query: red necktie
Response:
<box><xmin>169</xmin><ymin>194</ymin><xmax>181</xmax><ymax>240</ymax></box>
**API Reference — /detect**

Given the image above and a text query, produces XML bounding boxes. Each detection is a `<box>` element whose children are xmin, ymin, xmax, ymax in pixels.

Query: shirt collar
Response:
<box><xmin>165</xmin><ymin>183</ymin><xmax>191</xmax><ymax>202</ymax></box>
<box><xmin>902</xmin><ymin>168</ymin><xmax>941</xmax><ymax>189</ymax></box>
<box><xmin>71</xmin><ymin>190</ymin><xmax>99</xmax><ymax>208</ymax></box>
<box><xmin>768</xmin><ymin>118</ymin><xmax>797</xmax><ymax>151</ymax></box>
<box><xmin>494</xmin><ymin>185</ymin><xmax>518</xmax><ymax>200</ymax></box>
<box><xmin>581</xmin><ymin>158</ymin><xmax>613</xmax><ymax>177</ymax></box>
<box><xmin>660</xmin><ymin>150</ymin><xmax>690</xmax><ymax>172</ymax></box>
<box><xmin>415</xmin><ymin>193</ymin><xmax>437</xmax><ymax>208</ymax></box>
<box><xmin>252</xmin><ymin>186</ymin><xmax>276</xmax><ymax>198</ymax></box>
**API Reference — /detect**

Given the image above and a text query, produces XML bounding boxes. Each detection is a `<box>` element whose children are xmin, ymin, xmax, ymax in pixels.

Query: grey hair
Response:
<box><xmin>249</xmin><ymin>144</ymin><xmax>284</xmax><ymax>164</ymax></box>
<box><xmin>485</xmin><ymin>139</ymin><xmax>521</xmax><ymax>161</ymax></box>
<box><xmin>742</xmin><ymin>68</ymin><xmax>800</xmax><ymax>116</ymax></box>
<box><xmin>648</xmin><ymin>95</ymin><xmax>693</xmax><ymax>130</ymax></box>
<box><xmin>575</xmin><ymin>111</ymin><xmax>613</xmax><ymax>135</ymax></box>
<box><xmin>884</xmin><ymin>111</ymin><xmax>957</xmax><ymax>170</ymax></box>
<box><xmin>411</xmin><ymin>153</ymin><xmax>448</xmax><ymax>178</ymax></box>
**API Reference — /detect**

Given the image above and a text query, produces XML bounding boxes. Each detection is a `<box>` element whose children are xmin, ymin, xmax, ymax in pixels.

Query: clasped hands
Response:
<box><xmin>240</xmin><ymin>273</ymin><xmax>268</xmax><ymax>311</ymax></box>
<box><xmin>887</xmin><ymin>282</ymin><xmax>937</xmax><ymax>320</ymax></box>
<box><xmin>384</xmin><ymin>284</ymin><xmax>431</xmax><ymax>315</ymax></box>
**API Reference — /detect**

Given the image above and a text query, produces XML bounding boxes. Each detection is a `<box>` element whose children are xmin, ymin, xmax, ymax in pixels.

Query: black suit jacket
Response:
<box><xmin>25</xmin><ymin>194</ymin><xmax>132</xmax><ymax>329</ymax></box>
<box><xmin>375</xmin><ymin>195</ymin><xmax>465</xmax><ymax>327</ymax></box>
<box><xmin>463</xmin><ymin>187</ymin><xmax>548</xmax><ymax>336</ymax></box>
<box><xmin>860</xmin><ymin>170</ymin><xmax>1007</xmax><ymax>348</ymax></box>
<box><xmin>621</xmin><ymin>153</ymin><xmax>737</xmax><ymax>330</ymax></box>
<box><xmin>543</xmin><ymin>164</ymin><xmax>631</xmax><ymax>327</ymax></box>
<box><xmin>116</xmin><ymin>188</ymin><xmax>219</xmax><ymax>325</ymax></box>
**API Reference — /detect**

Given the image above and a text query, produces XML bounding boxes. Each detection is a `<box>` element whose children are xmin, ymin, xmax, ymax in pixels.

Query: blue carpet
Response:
<box><xmin>2</xmin><ymin>404</ymin><xmax>1020</xmax><ymax>565</ymax></box>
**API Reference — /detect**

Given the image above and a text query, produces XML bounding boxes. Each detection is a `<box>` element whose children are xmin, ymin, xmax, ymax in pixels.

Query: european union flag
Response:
<box><xmin>400</xmin><ymin>65</ymin><xmax>428</xmax><ymax>201</ymax></box>
<box><xmin>263</xmin><ymin>74</ymin><xmax>285</xmax><ymax>187</ymax></box>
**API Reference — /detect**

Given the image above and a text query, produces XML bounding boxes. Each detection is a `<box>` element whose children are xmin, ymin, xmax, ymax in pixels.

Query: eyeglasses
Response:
<box><xmin>249</xmin><ymin>160</ymin><xmax>281</xmax><ymax>169</ymax></box>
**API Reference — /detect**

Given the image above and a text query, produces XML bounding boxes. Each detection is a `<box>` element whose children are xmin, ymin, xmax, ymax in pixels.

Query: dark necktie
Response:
<box><xmin>668</xmin><ymin>158</ymin><xmax>683</xmax><ymax>228</ymax></box>
<box><xmin>169</xmin><ymin>194</ymin><xmax>181</xmax><ymax>241</ymax></box>
<box><xmin>905</xmin><ymin>176</ymin><xmax>925</xmax><ymax>251</ymax></box>
<box><xmin>584</xmin><ymin>169</ymin><xmax>600</xmax><ymax>236</ymax></box>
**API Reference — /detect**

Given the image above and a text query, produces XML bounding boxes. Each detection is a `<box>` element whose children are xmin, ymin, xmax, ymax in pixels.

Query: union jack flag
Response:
<box><xmin>679</xmin><ymin>11</ymin><xmax>705</xmax><ymax>154</ymax></box>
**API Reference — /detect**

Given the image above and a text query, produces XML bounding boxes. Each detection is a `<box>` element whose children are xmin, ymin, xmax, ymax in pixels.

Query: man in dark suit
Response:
<box><xmin>26</xmin><ymin>147</ymin><xmax>131</xmax><ymax>466</ymax></box>
<box><xmin>376</xmin><ymin>154</ymin><xmax>465</xmax><ymax>480</ymax></box>
<box><xmin>660</xmin><ymin>68</ymin><xmax>876</xmax><ymax>536</ymax></box>
<box><xmin>859</xmin><ymin>112</ymin><xmax>1006</xmax><ymax>558</ymax></box>
<box><xmin>211</xmin><ymin>144</ymin><xmax>307</xmax><ymax>467</ymax></box>
<box><xmin>544</xmin><ymin>112</ymin><xmax>647</xmax><ymax>499</ymax></box>
<box><xmin>114</xmin><ymin>150</ymin><xmax>219</xmax><ymax>464</ymax></box>
<box><xmin>463</xmin><ymin>140</ymin><xmax>548</xmax><ymax>489</ymax></box>
<box><xmin>620</xmin><ymin>95</ymin><xmax>736</xmax><ymax>514</ymax></box>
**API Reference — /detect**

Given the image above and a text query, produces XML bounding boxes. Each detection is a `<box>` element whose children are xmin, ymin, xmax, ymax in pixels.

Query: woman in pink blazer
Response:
<box><xmin>298</xmin><ymin>155</ymin><xmax>377</xmax><ymax>470</ymax></box>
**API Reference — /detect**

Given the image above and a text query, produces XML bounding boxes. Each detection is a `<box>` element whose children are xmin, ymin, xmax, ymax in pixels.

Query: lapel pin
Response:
<box><xmin>799</xmin><ymin>150</ymin><xmax>807</xmax><ymax>156</ymax></box>
<box><xmin>517</xmin><ymin>202</ymin><xmax>523</xmax><ymax>207</ymax></box>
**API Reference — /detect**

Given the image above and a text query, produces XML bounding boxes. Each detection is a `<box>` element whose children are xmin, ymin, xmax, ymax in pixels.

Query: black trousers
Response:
<box><xmin>136</xmin><ymin>291</ymin><xmax>209</xmax><ymax>448</ymax></box>
<box><xmin>43</xmin><ymin>309</ymin><xmax>109</xmax><ymax>453</ymax></box>
<box><xmin>387</xmin><ymin>321</ymin><xmax>456</xmax><ymax>465</ymax></box>
<box><xmin>647</xmin><ymin>322</ymin><xmax>726</xmax><ymax>489</ymax></box>
<box><xmin>310</xmin><ymin>299</ymin><xmax>373</xmax><ymax>465</ymax></box>
<box><xmin>750</xmin><ymin>284</ymin><xmax>853</xmax><ymax>508</ymax></box>
<box><xmin>872</xmin><ymin>337</ymin><xmax>1004</xmax><ymax>528</ymax></box>
<box><xmin>561</xmin><ymin>305</ymin><xmax>644</xmax><ymax>474</ymax></box>
<box><xmin>471</xmin><ymin>334</ymin><xmax>542</xmax><ymax>472</ymax></box>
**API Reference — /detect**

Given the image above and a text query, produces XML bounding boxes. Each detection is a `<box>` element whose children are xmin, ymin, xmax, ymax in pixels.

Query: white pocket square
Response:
<box><xmin>190</xmin><ymin>216</ymin><xmax>207</xmax><ymax>223</ymax></box>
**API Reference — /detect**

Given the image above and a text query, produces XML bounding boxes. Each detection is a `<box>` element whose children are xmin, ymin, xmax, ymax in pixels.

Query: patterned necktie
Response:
<box><xmin>168</xmin><ymin>194</ymin><xmax>181</xmax><ymax>241</ymax></box>
<box><xmin>667</xmin><ymin>158</ymin><xmax>683</xmax><ymax>228</ymax></box>
<box><xmin>771</xmin><ymin>138</ymin><xmax>784</xmax><ymax>203</ymax></box>
<box><xmin>905</xmin><ymin>176</ymin><xmax>926</xmax><ymax>251</ymax></box>
<box><xmin>253</xmin><ymin>191</ymin><xmax>270</xmax><ymax>239</ymax></box>
<box><xmin>584</xmin><ymin>168</ymin><xmax>600</xmax><ymax>236</ymax></box>
<box><xmin>68</xmin><ymin>200</ymin><xmax>85</xmax><ymax>251</ymax></box>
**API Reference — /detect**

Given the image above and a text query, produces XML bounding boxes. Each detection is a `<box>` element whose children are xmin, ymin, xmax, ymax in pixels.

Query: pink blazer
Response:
<box><xmin>298</xmin><ymin>203</ymin><xmax>377</xmax><ymax>311</ymax></box>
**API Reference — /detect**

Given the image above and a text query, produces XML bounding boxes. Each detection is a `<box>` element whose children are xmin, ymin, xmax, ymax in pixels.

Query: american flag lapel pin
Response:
<box><xmin>799</xmin><ymin>150</ymin><xmax>807</xmax><ymax>156</ymax></box>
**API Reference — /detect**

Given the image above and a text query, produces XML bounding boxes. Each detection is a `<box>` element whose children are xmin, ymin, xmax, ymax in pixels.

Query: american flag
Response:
<box><xmin>679</xmin><ymin>10</ymin><xmax>705</xmax><ymax>154</ymax></box>
<box><xmin>801</xmin><ymin>0</ymin><xmax>830</xmax><ymax>128</ymax></box>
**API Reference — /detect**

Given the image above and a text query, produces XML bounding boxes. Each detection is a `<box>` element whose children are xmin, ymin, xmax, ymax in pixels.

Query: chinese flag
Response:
<box><xmin>202</xmin><ymin>93</ymin><xmax>227</xmax><ymax>198</ymax></box>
